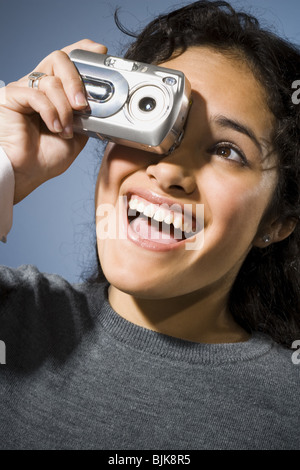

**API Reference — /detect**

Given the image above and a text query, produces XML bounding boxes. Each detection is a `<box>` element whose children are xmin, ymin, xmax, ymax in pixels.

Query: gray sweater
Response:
<box><xmin>0</xmin><ymin>264</ymin><xmax>299</xmax><ymax>450</ymax></box>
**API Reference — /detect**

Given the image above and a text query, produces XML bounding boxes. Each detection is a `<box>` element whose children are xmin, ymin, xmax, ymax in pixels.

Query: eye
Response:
<box><xmin>213</xmin><ymin>143</ymin><xmax>248</xmax><ymax>166</ymax></box>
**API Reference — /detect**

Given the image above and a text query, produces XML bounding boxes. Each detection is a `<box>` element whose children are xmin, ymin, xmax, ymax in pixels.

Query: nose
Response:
<box><xmin>145</xmin><ymin>150</ymin><xmax>197</xmax><ymax>195</ymax></box>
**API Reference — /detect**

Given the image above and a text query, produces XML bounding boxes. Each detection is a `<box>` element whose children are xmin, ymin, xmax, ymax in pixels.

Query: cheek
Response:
<box><xmin>97</xmin><ymin>143</ymin><xmax>152</xmax><ymax>196</ymax></box>
<box><xmin>205</xmin><ymin>173</ymin><xmax>273</xmax><ymax>243</ymax></box>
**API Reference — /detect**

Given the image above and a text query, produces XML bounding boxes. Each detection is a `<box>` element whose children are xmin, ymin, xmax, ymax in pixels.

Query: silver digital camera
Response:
<box><xmin>69</xmin><ymin>49</ymin><xmax>192</xmax><ymax>154</ymax></box>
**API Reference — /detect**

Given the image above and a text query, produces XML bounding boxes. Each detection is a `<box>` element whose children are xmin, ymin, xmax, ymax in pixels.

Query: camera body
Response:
<box><xmin>69</xmin><ymin>49</ymin><xmax>191</xmax><ymax>154</ymax></box>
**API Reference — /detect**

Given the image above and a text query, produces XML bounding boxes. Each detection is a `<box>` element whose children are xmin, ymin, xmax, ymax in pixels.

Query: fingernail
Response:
<box><xmin>60</xmin><ymin>125</ymin><xmax>73</xmax><ymax>139</ymax></box>
<box><xmin>54</xmin><ymin>119</ymin><xmax>63</xmax><ymax>133</ymax></box>
<box><xmin>75</xmin><ymin>91</ymin><xmax>88</xmax><ymax>107</ymax></box>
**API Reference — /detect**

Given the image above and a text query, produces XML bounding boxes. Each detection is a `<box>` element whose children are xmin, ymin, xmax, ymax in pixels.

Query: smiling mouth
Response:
<box><xmin>126</xmin><ymin>194</ymin><xmax>198</xmax><ymax>246</ymax></box>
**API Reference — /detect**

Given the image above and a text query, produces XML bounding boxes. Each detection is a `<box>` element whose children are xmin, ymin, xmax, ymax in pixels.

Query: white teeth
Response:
<box><xmin>173</xmin><ymin>216</ymin><xmax>183</xmax><ymax>230</ymax></box>
<box><xmin>163</xmin><ymin>213</ymin><xmax>174</xmax><ymax>225</ymax></box>
<box><xmin>153</xmin><ymin>209</ymin><xmax>165</xmax><ymax>222</ymax></box>
<box><xmin>184</xmin><ymin>221</ymin><xmax>192</xmax><ymax>233</ymax></box>
<box><xmin>129</xmin><ymin>196</ymin><xmax>193</xmax><ymax>233</ymax></box>
<box><xmin>136</xmin><ymin>201</ymin><xmax>145</xmax><ymax>213</ymax></box>
<box><xmin>129</xmin><ymin>198</ymin><xmax>139</xmax><ymax>210</ymax></box>
<box><xmin>143</xmin><ymin>204</ymin><xmax>156</xmax><ymax>218</ymax></box>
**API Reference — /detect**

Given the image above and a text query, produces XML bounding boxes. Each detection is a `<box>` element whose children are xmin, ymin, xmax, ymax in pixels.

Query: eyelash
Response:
<box><xmin>210</xmin><ymin>142</ymin><xmax>249</xmax><ymax>167</ymax></box>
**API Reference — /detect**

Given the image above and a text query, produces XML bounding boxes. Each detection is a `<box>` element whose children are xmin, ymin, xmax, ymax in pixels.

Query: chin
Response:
<box><xmin>100</xmin><ymin>260</ymin><xmax>174</xmax><ymax>299</ymax></box>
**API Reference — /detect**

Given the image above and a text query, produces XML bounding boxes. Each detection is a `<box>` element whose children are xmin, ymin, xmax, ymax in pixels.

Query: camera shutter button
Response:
<box><xmin>163</xmin><ymin>76</ymin><xmax>177</xmax><ymax>86</ymax></box>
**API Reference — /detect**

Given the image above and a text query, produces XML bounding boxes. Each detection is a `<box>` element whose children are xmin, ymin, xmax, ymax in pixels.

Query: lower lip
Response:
<box><xmin>122</xmin><ymin>198</ymin><xmax>196</xmax><ymax>252</ymax></box>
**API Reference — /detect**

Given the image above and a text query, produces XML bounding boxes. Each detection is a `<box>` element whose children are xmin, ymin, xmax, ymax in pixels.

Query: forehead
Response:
<box><xmin>162</xmin><ymin>47</ymin><xmax>275</xmax><ymax>142</ymax></box>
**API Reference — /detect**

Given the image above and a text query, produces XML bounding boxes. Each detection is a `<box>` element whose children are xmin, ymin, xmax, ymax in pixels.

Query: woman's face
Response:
<box><xmin>95</xmin><ymin>47</ymin><xmax>277</xmax><ymax>299</ymax></box>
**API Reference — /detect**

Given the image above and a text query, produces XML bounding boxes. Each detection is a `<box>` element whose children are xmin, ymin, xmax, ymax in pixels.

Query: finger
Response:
<box><xmin>51</xmin><ymin>40</ymin><xmax>108</xmax><ymax>109</ymax></box>
<box><xmin>61</xmin><ymin>39</ymin><xmax>108</xmax><ymax>55</ymax></box>
<box><xmin>30</xmin><ymin>75</ymin><xmax>74</xmax><ymax>137</ymax></box>
<box><xmin>16</xmin><ymin>40</ymin><xmax>107</xmax><ymax>110</ymax></box>
<box><xmin>3</xmin><ymin>85</ymin><xmax>65</xmax><ymax>135</ymax></box>
<box><xmin>30</xmin><ymin>49</ymin><xmax>89</xmax><ymax>110</ymax></box>
<box><xmin>36</xmin><ymin>40</ymin><xmax>107</xmax><ymax>110</ymax></box>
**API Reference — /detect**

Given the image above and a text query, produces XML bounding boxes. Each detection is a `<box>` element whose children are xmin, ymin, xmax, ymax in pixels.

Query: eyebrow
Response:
<box><xmin>212</xmin><ymin>114</ymin><xmax>263</xmax><ymax>154</ymax></box>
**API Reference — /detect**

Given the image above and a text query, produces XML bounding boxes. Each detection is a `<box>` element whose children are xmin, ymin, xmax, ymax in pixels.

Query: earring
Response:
<box><xmin>262</xmin><ymin>234</ymin><xmax>271</xmax><ymax>243</ymax></box>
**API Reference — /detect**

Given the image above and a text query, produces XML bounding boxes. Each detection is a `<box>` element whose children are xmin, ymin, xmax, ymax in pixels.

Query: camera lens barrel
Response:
<box><xmin>138</xmin><ymin>97</ymin><xmax>157</xmax><ymax>112</ymax></box>
<box><xmin>128</xmin><ymin>85</ymin><xmax>171</xmax><ymax>122</ymax></box>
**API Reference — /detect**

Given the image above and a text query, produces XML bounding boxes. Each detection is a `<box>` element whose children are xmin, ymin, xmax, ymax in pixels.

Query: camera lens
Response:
<box><xmin>127</xmin><ymin>85</ymin><xmax>171</xmax><ymax>122</ymax></box>
<box><xmin>138</xmin><ymin>97</ymin><xmax>156</xmax><ymax>112</ymax></box>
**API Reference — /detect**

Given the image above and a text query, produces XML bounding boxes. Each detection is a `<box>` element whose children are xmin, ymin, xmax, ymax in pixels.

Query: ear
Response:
<box><xmin>253</xmin><ymin>217</ymin><xmax>298</xmax><ymax>248</ymax></box>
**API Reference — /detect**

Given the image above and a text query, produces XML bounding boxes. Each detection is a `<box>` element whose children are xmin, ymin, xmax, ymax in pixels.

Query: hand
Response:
<box><xmin>0</xmin><ymin>39</ymin><xmax>107</xmax><ymax>203</ymax></box>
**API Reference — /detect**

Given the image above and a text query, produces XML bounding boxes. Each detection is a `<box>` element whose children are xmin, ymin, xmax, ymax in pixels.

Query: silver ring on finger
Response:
<box><xmin>28</xmin><ymin>72</ymin><xmax>47</xmax><ymax>90</ymax></box>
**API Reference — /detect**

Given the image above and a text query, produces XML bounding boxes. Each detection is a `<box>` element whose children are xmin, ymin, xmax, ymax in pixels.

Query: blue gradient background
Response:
<box><xmin>0</xmin><ymin>0</ymin><xmax>299</xmax><ymax>282</ymax></box>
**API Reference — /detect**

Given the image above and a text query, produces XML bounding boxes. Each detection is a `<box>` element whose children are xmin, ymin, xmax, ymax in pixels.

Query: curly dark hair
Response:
<box><xmin>93</xmin><ymin>0</ymin><xmax>300</xmax><ymax>348</ymax></box>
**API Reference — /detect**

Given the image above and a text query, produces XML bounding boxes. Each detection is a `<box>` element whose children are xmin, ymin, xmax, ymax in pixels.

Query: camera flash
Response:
<box><xmin>105</xmin><ymin>56</ymin><xmax>138</xmax><ymax>72</ymax></box>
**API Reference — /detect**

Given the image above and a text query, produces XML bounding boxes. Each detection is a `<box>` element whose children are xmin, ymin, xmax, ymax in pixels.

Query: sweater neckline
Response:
<box><xmin>95</xmin><ymin>282</ymin><xmax>273</xmax><ymax>365</ymax></box>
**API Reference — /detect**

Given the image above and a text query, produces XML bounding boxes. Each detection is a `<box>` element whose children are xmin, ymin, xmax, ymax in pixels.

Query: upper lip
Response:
<box><xmin>124</xmin><ymin>188</ymin><xmax>198</xmax><ymax>226</ymax></box>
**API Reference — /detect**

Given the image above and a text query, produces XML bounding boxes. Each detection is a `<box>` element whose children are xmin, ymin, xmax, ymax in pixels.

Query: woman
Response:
<box><xmin>0</xmin><ymin>0</ymin><xmax>299</xmax><ymax>450</ymax></box>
